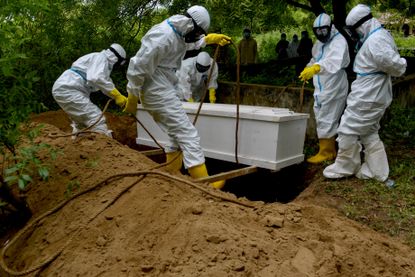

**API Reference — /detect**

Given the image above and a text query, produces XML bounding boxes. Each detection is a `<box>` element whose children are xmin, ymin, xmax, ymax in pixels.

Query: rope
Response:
<box><xmin>0</xmin><ymin>165</ymin><xmax>256</xmax><ymax>276</ymax></box>
<box><xmin>192</xmin><ymin>45</ymin><xmax>220</xmax><ymax>125</ymax></box>
<box><xmin>192</xmin><ymin>42</ymin><xmax>241</xmax><ymax>164</ymax></box>
<box><xmin>299</xmin><ymin>81</ymin><xmax>306</xmax><ymax>112</ymax></box>
<box><xmin>131</xmin><ymin>114</ymin><xmax>165</xmax><ymax>150</ymax></box>
<box><xmin>48</xmin><ymin>99</ymin><xmax>113</xmax><ymax>138</ymax></box>
<box><xmin>231</xmin><ymin>41</ymin><xmax>241</xmax><ymax>164</ymax></box>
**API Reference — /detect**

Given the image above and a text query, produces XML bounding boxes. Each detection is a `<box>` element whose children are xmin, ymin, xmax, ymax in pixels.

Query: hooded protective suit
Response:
<box><xmin>126</xmin><ymin>14</ymin><xmax>208</xmax><ymax>168</ymax></box>
<box><xmin>323</xmin><ymin>4</ymin><xmax>407</xmax><ymax>181</ymax></box>
<box><xmin>309</xmin><ymin>13</ymin><xmax>350</xmax><ymax>139</ymax></box>
<box><xmin>176</xmin><ymin>53</ymin><xmax>218</xmax><ymax>102</ymax></box>
<box><xmin>52</xmin><ymin>45</ymin><xmax>125</xmax><ymax>137</ymax></box>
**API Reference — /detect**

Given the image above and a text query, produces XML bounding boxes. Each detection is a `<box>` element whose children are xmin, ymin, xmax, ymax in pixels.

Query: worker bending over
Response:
<box><xmin>299</xmin><ymin>13</ymin><xmax>350</xmax><ymax>164</ymax></box>
<box><xmin>125</xmin><ymin>5</ymin><xmax>231</xmax><ymax>189</ymax></box>
<box><xmin>52</xmin><ymin>43</ymin><xmax>127</xmax><ymax>138</ymax></box>
<box><xmin>323</xmin><ymin>4</ymin><xmax>406</xmax><ymax>182</ymax></box>
<box><xmin>176</xmin><ymin>51</ymin><xmax>218</xmax><ymax>103</ymax></box>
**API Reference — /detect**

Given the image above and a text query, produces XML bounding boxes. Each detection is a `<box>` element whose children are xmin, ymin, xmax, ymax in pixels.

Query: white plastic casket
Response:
<box><xmin>136</xmin><ymin>103</ymin><xmax>309</xmax><ymax>171</ymax></box>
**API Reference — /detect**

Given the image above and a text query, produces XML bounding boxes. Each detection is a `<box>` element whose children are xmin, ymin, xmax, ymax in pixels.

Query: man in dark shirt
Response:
<box><xmin>296</xmin><ymin>30</ymin><xmax>313</xmax><ymax>75</ymax></box>
<box><xmin>275</xmin><ymin>33</ymin><xmax>289</xmax><ymax>60</ymax></box>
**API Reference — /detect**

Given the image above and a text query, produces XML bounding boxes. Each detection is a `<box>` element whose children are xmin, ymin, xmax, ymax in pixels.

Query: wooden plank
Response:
<box><xmin>140</xmin><ymin>149</ymin><xmax>164</xmax><ymax>156</ymax></box>
<box><xmin>194</xmin><ymin>166</ymin><xmax>258</xmax><ymax>183</ymax></box>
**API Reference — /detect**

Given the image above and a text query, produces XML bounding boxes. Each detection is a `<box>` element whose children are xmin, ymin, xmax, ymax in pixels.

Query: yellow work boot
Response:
<box><xmin>165</xmin><ymin>151</ymin><xmax>183</xmax><ymax>171</ymax></box>
<box><xmin>307</xmin><ymin>138</ymin><xmax>336</xmax><ymax>164</ymax></box>
<box><xmin>188</xmin><ymin>163</ymin><xmax>226</xmax><ymax>189</ymax></box>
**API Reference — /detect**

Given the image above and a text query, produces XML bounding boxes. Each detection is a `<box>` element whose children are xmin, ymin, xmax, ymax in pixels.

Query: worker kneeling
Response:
<box><xmin>176</xmin><ymin>51</ymin><xmax>218</xmax><ymax>103</ymax></box>
<box><xmin>125</xmin><ymin>5</ymin><xmax>230</xmax><ymax>189</ymax></box>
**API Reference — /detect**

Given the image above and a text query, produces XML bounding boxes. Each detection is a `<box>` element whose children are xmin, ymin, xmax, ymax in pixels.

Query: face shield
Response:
<box><xmin>109</xmin><ymin>46</ymin><xmax>126</xmax><ymax>67</ymax></box>
<box><xmin>343</xmin><ymin>13</ymin><xmax>373</xmax><ymax>43</ymax></box>
<box><xmin>184</xmin><ymin>14</ymin><xmax>206</xmax><ymax>43</ymax></box>
<box><xmin>195</xmin><ymin>51</ymin><xmax>211</xmax><ymax>73</ymax></box>
<box><xmin>313</xmin><ymin>25</ymin><xmax>331</xmax><ymax>43</ymax></box>
<box><xmin>196</xmin><ymin>62</ymin><xmax>210</xmax><ymax>73</ymax></box>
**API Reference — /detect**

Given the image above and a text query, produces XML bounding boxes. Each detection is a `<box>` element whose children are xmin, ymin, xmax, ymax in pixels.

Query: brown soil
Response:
<box><xmin>1</xmin><ymin>111</ymin><xmax>415</xmax><ymax>276</ymax></box>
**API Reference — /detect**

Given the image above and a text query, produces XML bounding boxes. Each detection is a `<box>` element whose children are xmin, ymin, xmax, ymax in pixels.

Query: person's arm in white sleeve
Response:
<box><xmin>371</xmin><ymin>33</ymin><xmax>407</xmax><ymax>77</ymax></box>
<box><xmin>127</xmin><ymin>37</ymin><xmax>169</xmax><ymax>96</ymax></box>
<box><xmin>86</xmin><ymin>54</ymin><xmax>115</xmax><ymax>96</ymax></box>
<box><xmin>317</xmin><ymin>35</ymin><xmax>349</xmax><ymax>74</ymax></box>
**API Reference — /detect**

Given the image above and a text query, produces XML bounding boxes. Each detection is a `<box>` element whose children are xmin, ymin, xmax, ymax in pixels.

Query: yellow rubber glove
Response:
<box><xmin>209</xmin><ymin>88</ymin><xmax>216</xmax><ymax>103</ymax></box>
<box><xmin>123</xmin><ymin>93</ymin><xmax>139</xmax><ymax>114</ymax></box>
<box><xmin>299</xmin><ymin>64</ymin><xmax>320</xmax><ymax>82</ymax></box>
<box><xmin>204</xmin><ymin>34</ymin><xmax>232</xmax><ymax>46</ymax></box>
<box><xmin>109</xmin><ymin>88</ymin><xmax>127</xmax><ymax>107</ymax></box>
<box><xmin>188</xmin><ymin>97</ymin><xmax>194</xmax><ymax>103</ymax></box>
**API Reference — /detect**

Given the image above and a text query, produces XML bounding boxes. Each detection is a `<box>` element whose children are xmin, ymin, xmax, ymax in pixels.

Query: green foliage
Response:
<box><xmin>205</xmin><ymin>0</ymin><xmax>298</xmax><ymax>34</ymax></box>
<box><xmin>85</xmin><ymin>158</ymin><xmax>100</xmax><ymax>168</ymax></box>
<box><xmin>381</xmin><ymin>104</ymin><xmax>415</xmax><ymax>147</ymax></box>
<box><xmin>65</xmin><ymin>180</ymin><xmax>81</xmax><ymax>198</ymax></box>
<box><xmin>394</xmin><ymin>34</ymin><xmax>415</xmax><ymax>57</ymax></box>
<box><xmin>2</xmin><ymin>125</ymin><xmax>59</xmax><ymax>191</ymax></box>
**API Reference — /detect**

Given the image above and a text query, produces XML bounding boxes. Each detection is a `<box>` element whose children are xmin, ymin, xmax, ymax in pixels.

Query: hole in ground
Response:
<box><xmin>206</xmin><ymin>158</ymin><xmax>310</xmax><ymax>203</ymax></box>
<box><xmin>137</xmin><ymin>149</ymin><xmax>311</xmax><ymax>204</ymax></box>
<box><xmin>132</xmin><ymin>145</ymin><xmax>314</xmax><ymax>204</ymax></box>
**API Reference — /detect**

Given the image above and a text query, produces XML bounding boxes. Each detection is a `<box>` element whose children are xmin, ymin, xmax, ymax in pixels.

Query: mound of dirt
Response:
<box><xmin>1</xmin><ymin>120</ymin><xmax>415</xmax><ymax>276</ymax></box>
<box><xmin>30</xmin><ymin>110</ymin><xmax>138</xmax><ymax>148</ymax></box>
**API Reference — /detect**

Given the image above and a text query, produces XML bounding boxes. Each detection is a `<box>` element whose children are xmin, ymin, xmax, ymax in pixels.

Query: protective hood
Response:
<box><xmin>346</xmin><ymin>4</ymin><xmax>371</xmax><ymax>26</ymax></box>
<box><xmin>345</xmin><ymin>4</ymin><xmax>377</xmax><ymax>40</ymax></box>
<box><xmin>109</xmin><ymin>43</ymin><xmax>126</xmax><ymax>67</ymax></box>
<box><xmin>313</xmin><ymin>13</ymin><xmax>331</xmax><ymax>28</ymax></box>
<box><xmin>167</xmin><ymin>15</ymin><xmax>195</xmax><ymax>37</ymax></box>
<box><xmin>186</xmin><ymin>5</ymin><xmax>210</xmax><ymax>34</ymax></box>
<box><xmin>195</xmin><ymin>52</ymin><xmax>211</xmax><ymax>72</ymax></box>
<box><xmin>313</xmin><ymin>13</ymin><xmax>332</xmax><ymax>43</ymax></box>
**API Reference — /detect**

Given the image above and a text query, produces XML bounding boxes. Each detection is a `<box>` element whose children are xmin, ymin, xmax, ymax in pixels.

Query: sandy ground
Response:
<box><xmin>1</xmin><ymin>111</ymin><xmax>414</xmax><ymax>276</ymax></box>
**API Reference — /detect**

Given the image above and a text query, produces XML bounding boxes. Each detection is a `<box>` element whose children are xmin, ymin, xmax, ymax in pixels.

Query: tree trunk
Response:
<box><xmin>308</xmin><ymin>0</ymin><xmax>325</xmax><ymax>16</ymax></box>
<box><xmin>332</xmin><ymin>0</ymin><xmax>348</xmax><ymax>29</ymax></box>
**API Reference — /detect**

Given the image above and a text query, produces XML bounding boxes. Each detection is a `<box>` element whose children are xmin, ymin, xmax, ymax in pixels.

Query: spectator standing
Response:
<box><xmin>287</xmin><ymin>34</ymin><xmax>300</xmax><ymax>58</ymax></box>
<box><xmin>275</xmin><ymin>33</ymin><xmax>289</xmax><ymax>59</ymax></box>
<box><xmin>238</xmin><ymin>28</ymin><xmax>258</xmax><ymax>65</ymax></box>
<box><xmin>296</xmin><ymin>30</ymin><xmax>313</xmax><ymax>74</ymax></box>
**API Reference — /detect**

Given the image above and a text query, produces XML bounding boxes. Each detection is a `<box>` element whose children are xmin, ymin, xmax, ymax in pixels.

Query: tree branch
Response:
<box><xmin>285</xmin><ymin>0</ymin><xmax>314</xmax><ymax>12</ymax></box>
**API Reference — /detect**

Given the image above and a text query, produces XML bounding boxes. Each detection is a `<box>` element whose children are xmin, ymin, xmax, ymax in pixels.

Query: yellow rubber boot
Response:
<box><xmin>165</xmin><ymin>151</ymin><xmax>183</xmax><ymax>171</ymax></box>
<box><xmin>188</xmin><ymin>163</ymin><xmax>225</xmax><ymax>189</ymax></box>
<box><xmin>307</xmin><ymin>138</ymin><xmax>337</xmax><ymax>164</ymax></box>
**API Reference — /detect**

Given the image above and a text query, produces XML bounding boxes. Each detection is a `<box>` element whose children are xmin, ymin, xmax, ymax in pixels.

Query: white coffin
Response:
<box><xmin>136</xmin><ymin>103</ymin><xmax>309</xmax><ymax>171</ymax></box>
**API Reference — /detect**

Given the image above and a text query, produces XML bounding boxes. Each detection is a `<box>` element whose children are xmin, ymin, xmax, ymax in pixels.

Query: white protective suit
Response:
<box><xmin>52</xmin><ymin>47</ymin><xmax>123</xmax><ymax>137</ymax></box>
<box><xmin>323</xmin><ymin>4</ymin><xmax>407</xmax><ymax>181</ymax></box>
<box><xmin>309</xmin><ymin>13</ymin><xmax>350</xmax><ymax>139</ymax></box>
<box><xmin>176</xmin><ymin>54</ymin><xmax>218</xmax><ymax>102</ymax></box>
<box><xmin>126</xmin><ymin>15</ymin><xmax>208</xmax><ymax>168</ymax></box>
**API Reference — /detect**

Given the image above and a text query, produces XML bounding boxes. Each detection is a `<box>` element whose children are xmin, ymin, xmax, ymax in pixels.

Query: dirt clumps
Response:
<box><xmin>1</xmin><ymin>117</ymin><xmax>415</xmax><ymax>276</ymax></box>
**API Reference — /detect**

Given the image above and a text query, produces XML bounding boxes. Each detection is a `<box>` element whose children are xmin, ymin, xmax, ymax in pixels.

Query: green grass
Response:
<box><xmin>394</xmin><ymin>33</ymin><xmax>415</xmax><ymax>57</ymax></box>
<box><xmin>321</xmin><ymin>160</ymin><xmax>415</xmax><ymax>248</ymax></box>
